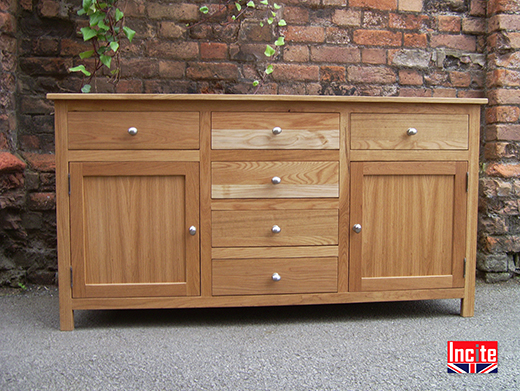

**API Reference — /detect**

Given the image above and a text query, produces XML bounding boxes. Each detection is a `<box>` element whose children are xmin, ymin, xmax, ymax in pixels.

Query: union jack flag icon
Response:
<box><xmin>447</xmin><ymin>363</ymin><xmax>498</xmax><ymax>373</ymax></box>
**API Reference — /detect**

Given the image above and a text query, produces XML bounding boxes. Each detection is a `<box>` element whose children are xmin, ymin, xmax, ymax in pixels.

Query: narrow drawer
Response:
<box><xmin>212</xmin><ymin>257</ymin><xmax>338</xmax><ymax>296</ymax></box>
<box><xmin>68</xmin><ymin>112</ymin><xmax>199</xmax><ymax>150</ymax></box>
<box><xmin>212</xmin><ymin>161</ymin><xmax>339</xmax><ymax>198</ymax></box>
<box><xmin>212</xmin><ymin>209</ymin><xmax>338</xmax><ymax>247</ymax></box>
<box><xmin>212</xmin><ymin>112</ymin><xmax>339</xmax><ymax>149</ymax></box>
<box><xmin>350</xmin><ymin>113</ymin><xmax>468</xmax><ymax>150</ymax></box>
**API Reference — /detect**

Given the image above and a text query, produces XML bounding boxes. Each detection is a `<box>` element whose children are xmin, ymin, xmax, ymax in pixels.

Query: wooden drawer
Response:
<box><xmin>212</xmin><ymin>112</ymin><xmax>339</xmax><ymax>149</ymax></box>
<box><xmin>212</xmin><ymin>161</ymin><xmax>339</xmax><ymax>198</ymax></box>
<box><xmin>68</xmin><ymin>111</ymin><xmax>199</xmax><ymax>150</ymax></box>
<box><xmin>212</xmin><ymin>257</ymin><xmax>338</xmax><ymax>295</ymax></box>
<box><xmin>212</xmin><ymin>209</ymin><xmax>338</xmax><ymax>247</ymax></box>
<box><xmin>350</xmin><ymin>113</ymin><xmax>468</xmax><ymax>150</ymax></box>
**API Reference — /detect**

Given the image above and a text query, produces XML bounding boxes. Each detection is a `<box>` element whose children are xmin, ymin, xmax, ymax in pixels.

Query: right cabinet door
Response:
<box><xmin>349</xmin><ymin>161</ymin><xmax>467</xmax><ymax>292</ymax></box>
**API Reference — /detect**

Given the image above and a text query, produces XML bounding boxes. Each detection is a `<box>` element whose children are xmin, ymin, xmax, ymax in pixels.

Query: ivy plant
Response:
<box><xmin>69</xmin><ymin>0</ymin><xmax>136</xmax><ymax>93</ymax></box>
<box><xmin>195</xmin><ymin>0</ymin><xmax>286</xmax><ymax>91</ymax></box>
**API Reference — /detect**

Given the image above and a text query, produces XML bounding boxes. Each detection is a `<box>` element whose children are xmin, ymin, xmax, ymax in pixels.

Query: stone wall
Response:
<box><xmin>0</xmin><ymin>0</ymin><xmax>519</xmax><ymax>285</ymax></box>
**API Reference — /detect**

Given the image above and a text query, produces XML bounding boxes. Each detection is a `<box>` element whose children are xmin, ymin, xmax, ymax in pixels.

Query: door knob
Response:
<box><xmin>272</xmin><ymin>273</ymin><xmax>281</xmax><ymax>282</ymax></box>
<box><xmin>271</xmin><ymin>176</ymin><xmax>281</xmax><ymax>185</ymax></box>
<box><xmin>407</xmin><ymin>127</ymin><xmax>418</xmax><ymax>136</ymax></box>
<box><xmin>272</xmin><ymin>225</ymin><xmax>281</xmax><ymax>234</ymax></box>
<box><xmin>128</xmin><ymin>127</ymin><xmax>138</xmax><ymax>136</ymax></box>
<box><xmin>189</xmin><ymin>226</ymin><xmax>197</xmax><ymax>236</ymax></box>
<box><xmin>272</xmin><ymin>126</ymin><xmax>282</xmax><ymax>135</ymax></box>
<box><xmin>353</xmin><ymin>224</ymin><xmax>362</xmax><ymax>233</ymax></box>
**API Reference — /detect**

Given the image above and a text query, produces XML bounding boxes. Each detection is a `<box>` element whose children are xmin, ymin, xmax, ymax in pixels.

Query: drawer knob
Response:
<box><xmin>271</xmin><ymin>176</ymin><xmax>281</xmax><ymax>185</ymax></box>
<box><xmin>353</xmin><ymin>224</ymin><xmax>362</xmax><ymax>233</ymax></box>
<box><xmin>272</xmin><ymin>225</ymin><xmax>281</xmax><ymax>234</ymax></box>
<box><xmin>272</xmin><ymin>126</ymin><xmax>282</xmax><ymax>135</ymax></box>
<box><xmin>189</xmin><ymin>226</ymin><xmax>197</xmax><ymax>236</ymax></box>
<box><xmin>128</xmin><ymin>127</ymin><xmax>138</xmax><ymax>136</ymax></box>
<box><xmin>407</xmin><ymin>127</ymin><xmax>418</xmax><ymax>136</ymax></box>
<box><xmin>272</xmin><ymin>273</ymin><xmax>281</xmax><ymax>282</ymax></box>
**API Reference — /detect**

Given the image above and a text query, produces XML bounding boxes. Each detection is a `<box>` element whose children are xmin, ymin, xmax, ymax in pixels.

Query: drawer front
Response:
<box><xmin>212</xmin><ymin>209</ymin><xmax>338</xmax><ymax>247</ymax></box>
<box><xmin>212</xmin><ymin>161</ymin><xmax>339</xmax><ymax>198</ymax></box>
<box><xmin>212</xmin><ymin>257</ymin><xmax>338</xmax><ymax>295</ymax></box>
<box><xmin>68</xmin><ymin>112</ymin><xmax>200</xmax><ymax>150</ymax></box>
<box><xmin>212</xmin><ymin>112</ymin><xmax>340</xmax><ymax>149</ymax></box>
<box><xmin>350</xmin><ymin>113</ymin><xmax>468</xmax><ymax>150</ymax></box>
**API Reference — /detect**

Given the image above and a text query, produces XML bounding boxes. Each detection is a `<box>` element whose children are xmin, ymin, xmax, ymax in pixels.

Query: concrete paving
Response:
<box><xmin>1</xmin><ymin>279</ymin><xmax>519</xmax><ymax>391</ymax></box>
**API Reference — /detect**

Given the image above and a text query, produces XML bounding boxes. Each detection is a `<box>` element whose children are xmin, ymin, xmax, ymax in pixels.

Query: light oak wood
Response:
<box><xmin>212</xmin><ymin>112</ymin><xmax>339</xmax><ymax>149</ymax></box>
<box><xmin>68</xmin><ymin>111</ymin><xmax>199</xmax><ymax>150</ymax></box>
<box><xmin>211</xmin><ymin>198</ymin><xmax>339</xmax><ymax>210</ymax></box>
<box><xmin>351</xmin><ymin>113</ymin><xmax>468</xmax><ymax>150</ymax></box>
<box><xmin>212</xmin><ymin>209</ymin><xmax>338</xmax><ymax>247</ymax></box>
<box><xmin>212</xmin><ymin>161</ymin><xmax>339</xmax><ymax>198</ymax></box>
<box><xmin>212</xmin><ymin>257</ymin><xmax>338</xmax><ymax>295</ymax></box>
<box><xmin>212</xmin><ymin>246</ymin><xmax>339</xmax><ymax>259</ymax></box>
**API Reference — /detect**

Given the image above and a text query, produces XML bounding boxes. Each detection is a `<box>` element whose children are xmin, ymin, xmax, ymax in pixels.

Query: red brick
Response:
<box><xmin>399</xmin><ymin>0</ymin><xmax>422</xmax><ymax>12</ymax></box>
<box><xmin>0</xmin><ymin>133</ymin><xmax>8</xmax><ymax>150</ymax></box>
<box><xmin>486</xmin><ymin>107</ymin><xmax>520</xmax><ymax>124</ymax></box>
<box><xmin>186</xmin><ymin>62</ymin><xmax>238</xmax><ymax>81</ymax></box>
<box><xmin>0</xmin><ymin>152</ymin><xmax>25</xmax><ymax>172</ymax></box>
<box><xmin>326</xmin><ymin>28</ymin><xmax>351</xmax><ymax>44</ymax></box>
<box><xmin>430</xmin><ymin>34</ymin><xmax>476</xmax><ymax>51</ymax></box>
<box><xmin>488</xmin><ymin>15</ymin><xmax>520</xmax><ymax>33</ymax></box>
<box><xmin>399</xmin><ymin>69</ymin><xmax>422</xmax><ymax>85</ymax></box>
<box><xmin>486</xmin><ymin>163</ymin><xmax>520</xmax><ymax>178</ymax></box>
<box><xmin>271</xmin><ymin>64</ymin><xmax>319</xmax><ymax>82</ymax></box>
<box><xmin>320</xmin><ymin>66</ymin><xmax>346</xmax><ymax>83</ymax></box>
<box><xmin>350</xmin><ymin>0</ymin><xmax>397</xmax><ymax>11</ymax></box>
<box><xmin>354</xmin><ymin>30</ymin><xmax>402</xmax><ymax>47</ymax></box>
<box><xmin>147</xmin><ymin>41</ymin><xmax>199</xmax><ymax>60</ymax></box>
<box><xmin>28</xmin><ymin>193</ymin><xmax>56</xmax><ymax>211</ymax></box>
<box><xmin>449</xmin><ymin>71</ymin><xmax>472</xmax><ymax>87</ymax></box>
<box><xmin>399</xmin><ymin>88</ymin><xmax>433</xmax><ymax>97</ymax></box>
<box><xmin>433</xmin><ymin>89</ymin><xmax>457</xmax><ymax>98</ymax></box>
<box><xmin>404</xmin><ymin>33</ymin><xmax>427</xmax><ymax>48</ymax></box>
<box><xmin>489</xmin><ymin>52</ymin><xmax>520</xmax><ymax>69</ymax></box>
<box><xmin>283</xmin><ymin>6</ymin><xmax>310</xmax><ymax>25</ymax></box>
<box><xmin>332</xmin><ymin>9</ymin><xmax>361</xmax><ymax>27</ymax></box>
<box><xmin>114</xmin><ymin>80</ymin><xmax>143</xmax><ymax>93</ymax></box>
<box><xmin>310</xmin><ymin>46</ymin><xmax>361</xmax><ymax>63</ymax></box>
<box><xmin>484</xmin><ymin>140</ymin><xmax>513</xmax><ymax>159</ymax></box>
<box><xmin>147</xmin><ymin>3</ymin><xmax>199</xmax><ymax>21</ymax></box>
<box><xmin>285</xmin><ymin>26</ymin><xmax>325</xmax><ymax>43</ymax></box>
<box><xmin>488</xmin><ymin>69</ymin><xmax>520</xmax><ymax>88</ymax></box>
<box><xmin>283</xmin><ymin>45</ymin><xmax>310</xmax><ymax>62</ymax></box>
<box><xmin>363</xmin><ymin>11</ymin><xmax>388</xmax><ymax>29</ymax></box>
<box><xmin>348</xmin><ymin>66</ymin><xmax>396</xmax><ymax>84</ymax></box>
<box><xmin>389</xmin><ymin>14</ymin><xmax>430</xmax><ymax>30</ymax></box>
<box><xmin>19</xmin><ymin>135</ymin><xmax>40</xmax><ymax>150</ymax></box>
<box><xmin>488</xmin><ymin>0</ymin><xmax>520</xmax><ymax>15</ymax></box>
<box><xmin>22</xmin><ymin>153</ymin><xmax>55</xmax><ymax>172</ymax></box>
<box><xmin>438</xmin><ymin>16</ymin><xmax>461</xmax><ymax>33</ymax></box>
<box><xmin>470</xmin><ymin>0</ymin><xmax>486</xmax><ymax>16</ymax></box>
<box><xmin>159</xmin><ymin>22</ymin><xmax>185</xmax><ymax>39</ymax></box>
<box><xmin>39</xmin><ymin>0</ymin><xmax>59</xmax><ymax>18</ymax></box>
<box><xmin>486</xmin><ymin>124</ymin><xmax>520</xmax><ymax>141</ymax></box>
<box><xmin>0</xmin><ymin>12</ymin><xmax>15</xmax><ymax>34</ymax></box>
<box><xmin>361</xmin><ymin>48</ymin><xmax>386</xmax><ymax>64</ymax></box>
<box><xmin>158</xmin><ymin>61</ymin><xmax>185</xmax><ymax>79</ymax></box>
<box><xmin>122</xmin><ymin>59</ymin><xmax>159</xmax><ymax>79</ymax></box>
<box><xmin>425</xmin><ymin>71</ymin><xmax>449</xmax><ymax>86</ymax></box>
<box><xmin>462</xmin><ymin>17</ymin><xmax>485</xmax><ymax>35</ymax></box>
<box><xmin>201</xmin><ymin>43</ymin><xmax>228</xmax><ymax>60</ymax></box>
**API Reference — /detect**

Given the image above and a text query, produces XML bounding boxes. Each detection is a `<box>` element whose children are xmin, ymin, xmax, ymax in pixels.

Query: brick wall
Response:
<box><xmin>0</xmin><ymin>0</ymin><xmax>518</xmax><ymax>285</ymax></box>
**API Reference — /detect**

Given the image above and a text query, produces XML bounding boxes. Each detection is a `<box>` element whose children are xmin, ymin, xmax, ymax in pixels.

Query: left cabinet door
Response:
<box><xmin>69</xmin><ymin>162</ymin><xmax>200</xmax><ymax>298</ymax></box>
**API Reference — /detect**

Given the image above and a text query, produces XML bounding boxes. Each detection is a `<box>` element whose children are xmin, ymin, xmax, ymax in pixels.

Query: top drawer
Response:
<box><xmin>68</xmin><ymin>112</ymin><xmax>200</xmax><ymax>150</ymax></box>
<box><xmin>350</xmin><ymin>113</ymin><xmax>468</xmax><ymax>150</ymax></box>
<box><xmin>212</xmin><ymin>112</ymin><xmax>339</xmax><ymax>150</ymax></box>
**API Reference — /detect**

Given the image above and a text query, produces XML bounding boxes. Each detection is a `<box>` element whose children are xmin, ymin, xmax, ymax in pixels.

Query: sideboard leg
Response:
<box><xmin>60</xmin><ymin>308</ymin><xmax>74</xmax><ymax>331</ymax></box>
<box><xmin>460</xmin><ymin>297</ymin><xmax>474</xmax><ymax>317</ymax></box>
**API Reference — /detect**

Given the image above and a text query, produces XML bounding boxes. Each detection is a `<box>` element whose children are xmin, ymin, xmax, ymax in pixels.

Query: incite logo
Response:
<box><xmin>447</xmin><ymin>341</ymin><xmax>498</xmax><ymax>373</ymax></box>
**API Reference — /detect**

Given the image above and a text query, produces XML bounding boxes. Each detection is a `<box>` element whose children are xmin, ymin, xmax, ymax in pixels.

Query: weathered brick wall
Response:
<box><xmin>0</xmin><ymin>0</ymin><xmax>519</xmax><ymax>285</ymax></box>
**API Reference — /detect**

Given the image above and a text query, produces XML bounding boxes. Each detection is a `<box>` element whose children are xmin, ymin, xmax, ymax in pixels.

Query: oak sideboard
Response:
<box><xmin>48</xmin><ymin>94</ymin><xmax>486</xmax><ymax>330</ymax></box>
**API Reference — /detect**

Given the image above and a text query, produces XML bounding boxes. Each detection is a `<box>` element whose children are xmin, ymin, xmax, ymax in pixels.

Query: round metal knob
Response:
<box><xmin>353</xmin><ymin>224</ymin><xmax>362</xmax><ymax>234</ymax></box>
<box><xmin>407</xmin><ymin>127</ymin><xmax>418</xmax><ymax>136</ymax></box>
<box><xmin>189</xmin><ymin>226</ymin><xmax>197</xmax><ymax>236</ymax></box>
<box><xmin>272</xmin><ymin>126</ymin><xmax>282</xmax><ymax>135</ymax></box>
<box><xmin>272</xmin><ymin>273</ymin><xmax>281</xmax><ymax>282</ymax></box>
<box><xmin>271</xmin><ymin>176</ymin><xmax>281</xmax><ymax>185</ymax></box>
<box><xmin>272</xmin><ymin>225</ymin><xmax>281</xmax><ymax>234</ymax></box>
<box><xmin>128</xmin><ymin>127</ymin><xmax>138</xmax><ymax>136</ymax></box>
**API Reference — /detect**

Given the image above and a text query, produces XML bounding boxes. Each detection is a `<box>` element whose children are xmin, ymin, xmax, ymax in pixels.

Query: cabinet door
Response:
<box><xmin>350</xmin><ymin>162</ymin><xmax>467</xmax><ymax>292</ymax></box>
<box><xmin>70</xmin><ymin>162</ymin><xmax>199</xmax><ymax>298</ymax></box>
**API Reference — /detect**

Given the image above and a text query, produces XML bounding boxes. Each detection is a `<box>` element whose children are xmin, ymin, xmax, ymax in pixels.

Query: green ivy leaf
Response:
<box><xmin>80</xmin><ymin>26</ymin><xmax>98</xmax><ymax>41</ymax></box>
<box><xmin>267</xmin><ymin>17</ymin><xmax>274</xmax><ymax>25</ymax></box>
<box><xmin>260</xmin><ymin>0</ymin><xmax>268</xmax><ymax>4</ymax></box>
<box><xmin>265</xmin><ymin>64</ymin><xmax>274</xmax><ymax>75</ymax></box>
<box><xmin>199</xmin><ymin>5</ymin><xmax>209</xmax><ymax>14</ymax></box>
<box><xmin>89</xmin><ymin>11</ymin><xmax>104</xmax><ymax>26</ymax></box>
<box><xmin>274</xmin><ymin>36</ymin><xmax>285</xmax><ymax>46</ymax></box>
<box><xmin>274</xmin><ymin>3</ymin><xmax>281</xmax><ymax>9</ymax></box>
<box><xmin>81</xmin><ymin>84</ymin><xmax>92</xmax><ymax>93</ymax></box>
<box><xmin>247</xmin><ymin>1</ymin><xmax>255</xmax><ymax>7</ymax></box>
<box><xmin>123</xmin><ymin>26</ymin><xmax>136</xmax><ymax>42</ymax></box>
<box><xmin>110</xmin><ymin>41</ymin><xmax>119</xmax><ymax>52</ymax></box>
<box><xmin>100</xmin><ymin>54</ymin><xmax>112</xmax><ymax>68</ymax></box>
<box><xmin>69</xmin><ymin>65</ymin><xmax>92</xmax><ymax>76</ymax></box>
<box><xmin>79</xmin><ymin>50</ymin><xmax>95</xmax><ymax>59</ymax></box>
<box><xmin>278</xmin><ymin>19</ymin><xmax>287</xmax><ymax>26</ymax></box>
<box><xmin>253</xmin><ymin>80</ymin><xmax>259</xmax><ymax>86</ymax></box>
<box><xmin>115</xmin><ymin>8</ymin><xmax>124</xmax><ymax>22</ymax></box>
<box><xmin>235</xmin><ymin>2</ymin><xmax>241</xmax><ymax>11</ymax></box>
<box><xmin>264</xmin><ymin>44</ymin><xmax>275</xmax><ymax>57</ymax></box>
<box><xmin>259</xmin><ymin>21</ymin><xmax>264</xmax><ymax>27</ymax></box>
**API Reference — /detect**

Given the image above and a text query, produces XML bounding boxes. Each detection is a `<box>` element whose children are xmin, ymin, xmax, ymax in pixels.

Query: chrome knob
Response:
<box><xmin>272</xmin><ymin>225</ymin><xmax>281</xmax><ymax>234</ymax></box>
<box><xmin>189</xmin><ymin>226</ymin><xmax>197</xmax><ymax>236</ymax></box>
<box><xmin>353</xmin><ymin>224</ymin><xmax>362</xmax><ymax>233</ymax></box>
<box><xmin>272</xmin><ymin>273</ymin><xmax>281</xmax><ymax>282</ymax></box>
<box><xmin>407</xmin><ymin>127</ymin><xmax>418</xmax><ymax>136</ymax></box>
<box><xmin>272</xmin><ymin>126</ymin><xmax>282</xmax><ymax>135</ymax></box>
<box><xmin>271</xmin><ymin>176</ymin><xmax>281</xmax><ymax>185</ymax></box>
<box><xmin>128</xmin><ymin>127</ymin><xmax>138</xmax><ymax>136</ymax></box>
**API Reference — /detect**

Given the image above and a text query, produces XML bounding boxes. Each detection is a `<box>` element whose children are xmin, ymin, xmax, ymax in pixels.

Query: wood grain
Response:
<box><xmin>68</xmin><ymin>111</ymin><xmax>199</xmax><ymax>150</ymax></box>
<box><xmin>212</xmin><ymin>257</ymin><xmax>338</xmax><ymax>296</ymax></box>
<box><xmin>212</xmin><ymin>112</ymin><xmax>339</xmax><ymax>149</ymax></box>
<box><xmin>212</xmin><ymin>161</ymin><xmax>339</xmax><ymax>198</ymax></box>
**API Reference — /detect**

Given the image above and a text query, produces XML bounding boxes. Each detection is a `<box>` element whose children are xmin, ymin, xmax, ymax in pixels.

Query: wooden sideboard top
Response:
<box><xmin>47</xmin><ymin>93</ymin><xmax>488</xmax><ymax>105</ymax></box>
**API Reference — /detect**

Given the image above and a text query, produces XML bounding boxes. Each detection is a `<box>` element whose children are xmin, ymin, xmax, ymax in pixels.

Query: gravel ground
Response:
<box><xmin>1</xmin><ymin>280</ymin><xmax>519</xmax><ymax>391</ymax></box>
